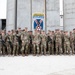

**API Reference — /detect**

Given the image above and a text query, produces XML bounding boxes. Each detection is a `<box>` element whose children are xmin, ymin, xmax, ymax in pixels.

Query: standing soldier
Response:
<box><xmin>33</xmin><ymin>30</ymin><xmax>41</xmax><ymax>55</ymax></box>
<box><xmin>52</xmin><ymin>31</ymin><xmax>55</xmax><ymax>54</ymax></box>
<box><xmin>18</xmin><ymin>27</ymin><xmax>22</xmax><ymax>55</ymax></box>
<box><xmin>61</xmin><ymin>30</ymin><xmax>64</xmax><ymax>54</ymax></box>
<box><xmin>13</xmin><ymin>30</ymin><xmax>17</xmax><ymax>56</ymax></box>
<box><xmin>13</xmin><ymin>30</ymin><xmax>20</xmax><ymax>56</ymax></box>
<box><xmin>70</xmin><ymin>31</ymin><xmax>74</xmax><ymax>54</ymax></box>
<box><xmin>6</xmin><ymin>31</ymin><xmax>13</xmax><ymax>55</ymax></box>
<box><xmin>40</xmin><ymin>30</ymin><xmax>47</xmax><ymax>55</ymax></box>
<box><xmin>73</xmin><ymin>28</ymin><xmax>75</xmax><ymax>53</ymax></box>
<box><xmin>64</xmin><ymin>31</ymin><xmax>71</xmax><ymax>54</ymax></box>
<box><xmin>21</xmin><ymin>27</ymin><xmax>29</xmax><ymax>56</ymax></box>
<box><xmin>28</xmin><ymin>31</ymin><xmax>34</xmax><ymax>54</ymax></box>
<box><xmin>1</xmin><ymin>30</ymin><xmax>6</xmax><ymax>55</ymax></box>
<box><xmin>47</xmin><ymin>30</ymin><xmax>53</xmax><ymax>55</ymax></box>
<box><xmin>55</xmin><ymin>29</ymin><xmax>62</xmax><ymax>55</ymax></box>
<box><xmin>0</xmin><ymin>31</ymin><xmax>2</xmax><ymax>55</ymax></box>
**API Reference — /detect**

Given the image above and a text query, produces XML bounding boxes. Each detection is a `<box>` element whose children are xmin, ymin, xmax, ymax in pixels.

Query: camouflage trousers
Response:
<box><xmin>2</xmin><ymin>45</ymin><xmax>6</xmax><ymax>55</ymax></box>
<box><xmin>21</xmin><ymin>41</ymin><xmax>29</xmax><ymax>55</ymax></box>
<box><xmin>13</xmin><ymin>42</ymin><xmax>19</xmax><ymax>55</ymax></box>
<box><xmin>6</xmin><ymin>42</ymin><xmax>12</xmax><ymax>55</ymax></box>
<box><xmin>0</xmin><ymin>43</ymin><xmax>2</xmax><ymax>55</ymax></box>
<box><xmin>41</xmin><ymin>42</ymin><xmax>46</xmax><ymax>55</ymax></box>
<box><xmin>56</xmin><ymin>41</ymin><xmax>62</xmax><ymax>54</ymax></box>
<box><xmin>48</xmin><ymin>42</ymin><xmax>54</xmax><ymax>54</ymax></box>
<box><xmin>33</xmin><ymin>43</ymin><xmax>40</xmax><ymax>55</ymax></box>
<box><xmin>70</xmin><ymin>42</ymin><xmax>74</xmax><ymax>54</ymax></box>
<box><xmin>64</xmin><ymin>42</ymin><xmax>71</xmax><ymax>54</ymax></box>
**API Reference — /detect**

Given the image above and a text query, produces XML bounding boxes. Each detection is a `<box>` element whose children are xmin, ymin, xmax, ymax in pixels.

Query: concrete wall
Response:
<box><xmin>64</xmin><ymin>0</ymin><xmax>75</xmax><ymax>31</ymax></box>
<box><xmin>7</xmin><ymin>0</ymin><xmax>63</xmax><ymax>32</ymax></box>
<box><xmin>17</xmin><ymin>0</ymin><xmax>31</xmax><ymax>30</ymax></box>
<box><xmin>6</xmin><ymin>0</ymin><xmax>16</xmax><ymax>31</ymax></box>
<box><xmin>32</xmin><ymin>0</ymin><xmax>45</xmax><ymax>31</ymax></box>
<box><xmin>46</xmin><ymin>0</ymin><xmax>63</xmax><ymax>31</ymax></box>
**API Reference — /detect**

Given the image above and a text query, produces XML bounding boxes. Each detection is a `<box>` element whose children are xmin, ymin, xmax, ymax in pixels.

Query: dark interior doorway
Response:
<box><xmin>2</xmin><ymin>19</ymin><xmax>6</xmax><ymax>30</ymax></box>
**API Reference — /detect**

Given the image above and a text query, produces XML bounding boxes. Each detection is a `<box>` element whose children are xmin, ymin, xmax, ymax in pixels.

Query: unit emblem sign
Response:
<box><xmin>33</xmin><ymin>13</ymin><xmax>44</xmax><ymax>31</ymax></box>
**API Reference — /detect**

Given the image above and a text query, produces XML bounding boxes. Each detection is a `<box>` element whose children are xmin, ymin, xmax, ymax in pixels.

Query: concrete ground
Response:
<box><xmin>0</xmin><ymin>55</ymin><xmax>75</xmax><ymax>75</ymax></box>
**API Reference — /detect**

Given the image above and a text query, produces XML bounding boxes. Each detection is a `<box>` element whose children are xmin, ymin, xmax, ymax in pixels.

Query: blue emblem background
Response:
<box><xmin>34</xmin><ymin>19</ymin><xmax>43</xmax><ymax>29</ymax></box>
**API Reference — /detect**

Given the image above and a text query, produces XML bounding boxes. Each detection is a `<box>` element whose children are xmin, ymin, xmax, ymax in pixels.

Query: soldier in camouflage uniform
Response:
<box><xmin>47</xmin><ymin>30</ymin><xmax>53</xmax><ymax>55</ymax></box>
<box><xmin>13</xmin><ymin>30</ymin><xmax>17</xmax><ymax>56</ymax></box>
<box><xmin>40</xmin><ymin>30</ymin><xmax>47</xmax><ymax>55</ymax></box>
<box><xmin>28</xmin><ymin>31</ymin><xmax>34</xmax><ymax>54</ymax></box>
<box><xmin>0</xmin><ymin>31</ymin><xmax>2</xmax><ymax>55</ymax></box>
<box><xmin>61</xmin><ymin>30</ymin><xmax>64</xmax><ymax>54</ymax></box>
<box><xmin>73</xmin><ymin>28</ymin><xmax>75</xmax><ymax>53</ymax></box>
<box><xmin>1</xmin><ymin>30</ymin><xmax>6</xmax><ymax>55</ymax></box>
<box><xmin>51</xmin><ymin>31</ymin><xmax>55</xmax><ymax>54</ymax></box>
<box><xmin>21</xmin><ymin>27</ymin><xmax>29</xmax><ymax>56</ymax></box>
<box><xmin>17</xmin><ymin>28</ymin><xmax>22</xmax><ymax>55</ymax></box>
<box><xmin>13</xmin><ymin>30</ymin><xmax>20</xmax><ymax>56</ymax></box>
<box><xmin>6</xmin><ymin>31</ymin><xmax>13</xmax><ymax>55</ymax></box>
<box><xmin>55</xmin><ymin>29</ymin><xmax>62</xmax><ymax>55</ymax></box>
<box><xmin>64</xmin><ymin>31</ymin><xmax>71</xmax><ymax>54</ymax></box>
<box><xmin>70</xmin><ymin>31</ymin><xmax>74</xmax><ymax>54</ymax></box>
<box><xmin>33</xmin><ymin>30</ymin><xmax>41</xmax><ymax>55</ymax></box>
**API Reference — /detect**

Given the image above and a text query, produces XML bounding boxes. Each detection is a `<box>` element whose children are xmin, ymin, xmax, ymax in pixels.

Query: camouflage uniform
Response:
<box><xmin>28</xmin><ymin>31</ymin><xmax>34</xmax><ymax>54</ymax></box>
<box><xmin>47</xmin><ymin>31</ymin><xmax>53</xmax><ymax>54</ymax></box>
<box><xmin>33</xmin><ymin>31</ymin><xmax>41</xmax><ymax>55</ymax></box>
<box><xmin>55</xmin><ymin>30</ymin><xmax>62</xmax><ymax>54</ymax></box>
<box><xmin>21</xmin><ymin>31</ymin><xmax>29</xmax><ymax>56</ymax></box>
<box><xmin>61</xmin><ymin>31</ymin><xmax>64</xmax><ymax>54</ymax></box>
<box><xmin>13</xmin><ymin>31</ymin><xmax>20</xmax><ymax>56</ymax></box>
<box><xmin>64</xmin><ymin>31</ymin><xmax>71</xmax><ymax>54</ymax></box>
<box><xmin>70</xmin><ymin>32</ymin><xmax>74</xmax><ymax>54</ymax></box>
<box><xmin>6</xmin><ymin>32</ymin><xmax>13</xmax><ymax>55</ymax></box>
<box><xmin>40</xmin><ymin>31</ymin><xmax>47</xmax><ymax>55</ymax></box>
<box><xmin>0</xmin><ymin>33</ymin><xmax>2</xmax><ymax>55</ymax></box>
<box><xmin>73</xmin><ymin>29</ymin><xmax>75</xmax><ymax>53</ymax></box>
<box><xmin>1</xmin><ymin>31</ymin><xmax>6</xmax><ymax>55</ymax></box>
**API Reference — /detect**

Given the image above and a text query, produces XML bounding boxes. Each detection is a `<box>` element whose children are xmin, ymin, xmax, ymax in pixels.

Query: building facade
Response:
<box><xmin>6</xmin><ymin>0</ymin><xmax>75</xmax><ymax>32</ymax></box>
<box><xmin>63</xmin><ymin>0</ymin><xmax>75</xmax><ymax>31</ymax></box>
<box><xmin>7</xmin><ymin>0</ymin><xmax>62</xmax><ymax>32</ymax></box>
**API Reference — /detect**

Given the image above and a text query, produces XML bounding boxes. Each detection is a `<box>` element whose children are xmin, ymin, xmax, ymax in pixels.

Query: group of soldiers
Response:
<box><xmin>0</xmin><ymin>27</ymin><xmax>75</xmax><ymax>56</ymax></box>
